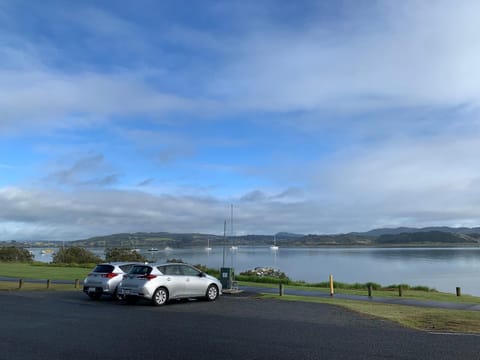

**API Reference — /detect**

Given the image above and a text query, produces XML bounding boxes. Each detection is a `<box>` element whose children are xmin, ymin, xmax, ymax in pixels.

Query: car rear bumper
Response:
<box><xmin>83</xmin><ymin>285</ymin><xmax>115</xmax><ymax>295</ymax></box>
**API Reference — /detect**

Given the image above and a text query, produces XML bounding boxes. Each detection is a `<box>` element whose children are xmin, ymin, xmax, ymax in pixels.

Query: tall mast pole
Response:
<box><xmin>222</xmin><ymin>219</ymin><xmax>226</xmax><ymax>268</ymax></box>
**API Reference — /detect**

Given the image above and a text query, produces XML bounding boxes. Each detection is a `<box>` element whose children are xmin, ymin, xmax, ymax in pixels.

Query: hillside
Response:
<box><xmin>3</xmin><ymin>227</ymin><xmax>480</xmax><ymax>248</ymax></box>
<box><xmin>65</xmin><ymin>228</ymin><xmax>480</xmax><ymax>248</ymax></box>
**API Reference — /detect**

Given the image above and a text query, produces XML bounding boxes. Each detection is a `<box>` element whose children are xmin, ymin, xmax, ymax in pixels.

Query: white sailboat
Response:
<box><xmin>205</xmin><ymin>238</ymin><xmax>212</xmax><ymax>251</ymax></box>
<box><xmin>270</xmin><ymin>235</ymin><xmax>279</xmax><ymax>250</ymax></box>
<box><xmin>229</xmin><ymin>204</ymin><xmax>239</xmax><ymax>251</ymax></box>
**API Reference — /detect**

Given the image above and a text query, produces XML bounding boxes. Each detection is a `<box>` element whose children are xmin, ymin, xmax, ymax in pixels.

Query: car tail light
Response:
<box><xmin>101</xmin><ymin>272</ymin><xmax>119</xmax><ymax>279</ymax></box>
<box><xmin>139</xmin><ymin>274</ymin><xmax>157</xmax><ymax>280</ymax></box>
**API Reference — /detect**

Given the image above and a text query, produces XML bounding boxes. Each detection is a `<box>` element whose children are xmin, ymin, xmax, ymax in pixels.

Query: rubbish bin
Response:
<box><xmin>220</xmin><ymin>267</ymin><xmax>234</xmax><ymax>289</ymax></box>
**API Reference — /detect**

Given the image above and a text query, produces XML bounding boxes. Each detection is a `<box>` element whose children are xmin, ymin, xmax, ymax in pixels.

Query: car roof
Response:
<box><xmin>146</xmin><ymin>262</ymin><xmax>192</xmax><ymax>266</ymax></box>
<box><xmin>98</xmin><ymin>261</ymin><xmax>146</xmax><ymax>266</ymax></box>
<box><xmin>131</xmin><ymin>262</ymin><xmax>194</xmax><ymax>268</ymax></box>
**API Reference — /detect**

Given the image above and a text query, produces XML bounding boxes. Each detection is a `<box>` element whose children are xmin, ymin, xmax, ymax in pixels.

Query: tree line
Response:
<box><xmin>0</xmin><ymin>246</ymin><xmax>146</xmax><ymax>264</ymax></box>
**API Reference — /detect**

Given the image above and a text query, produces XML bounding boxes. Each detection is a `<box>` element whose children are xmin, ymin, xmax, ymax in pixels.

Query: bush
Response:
<box><xmin>193</xmin><ymin>264</ymin><xmax>220</xmax><ymax>278</ymax></box>
<box><xmin>236</xmin><ymin>275</ymin><xmax>292</xmax><ymax>285</ymax></box>
<box><xmin>0</xmin><ymin>246</ymin><xmax>33</xmax><ymax>262</ymax></box>
<box><xmin>52</xmin><ymin>247</ymin><xmax>102</xmax><ymax>264</ymax></box>
<box><xmin>105</xmin><ymin>248</ymin><xmax>146</xmax><ymax>262</ymax></box>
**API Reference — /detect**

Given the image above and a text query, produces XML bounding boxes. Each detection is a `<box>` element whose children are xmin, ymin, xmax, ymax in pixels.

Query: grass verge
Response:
<box><xmin>0</xmin><ymin>262</ymin><xmax>91</xmax><ymax>281</ymax></box>
<box><xmin>240</xmin><ymin>281</ymin><xmax>480</xmax><ymax>304</ymax></box>
<box><xmin>0</xmin><ymin>280</ymin><xmax>82</xmax><ymax>292</ymax></box>
<box><xmin>261</xmin><ymin>293</ymin><xmax>480</xmax><ymax>334</ymax></box>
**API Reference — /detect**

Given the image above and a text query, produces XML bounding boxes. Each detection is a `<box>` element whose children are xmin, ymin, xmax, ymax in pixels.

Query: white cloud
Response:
<box><xmin>309</xmin><ymin>130</ymin><xmax>480</xmax><ymax>231</ymax></box>
<box><xmin>210</xmin><ymin>0</ymin><xmax>480</xmax><ymax>113</ymax></box>
<box><xmin>0</xmin><ymin>69</ymin><xmax>204</xmax><ymax>133</ymax></box>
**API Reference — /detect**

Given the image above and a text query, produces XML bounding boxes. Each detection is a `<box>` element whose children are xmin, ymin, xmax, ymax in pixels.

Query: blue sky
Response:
<box><xmin>2</xmin><ymin>0</ymin><xmax>480</xmax><ymax>240</ymax></box>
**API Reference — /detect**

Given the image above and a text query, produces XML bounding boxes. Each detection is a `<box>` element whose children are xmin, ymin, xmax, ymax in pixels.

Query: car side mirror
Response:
<box><xmin>198</xmin><ymin>272</ymin><xmax>206</xmax><ymax>277</ymax></box>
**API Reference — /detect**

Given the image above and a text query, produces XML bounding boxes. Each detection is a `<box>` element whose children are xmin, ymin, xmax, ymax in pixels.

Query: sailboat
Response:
<box><xmin>270</xmin><ymin>235</ymin><xmax>279</xmax><ymax>250</ymax></box>
<box><xmin>205</xmin><ymin>238</ymin><xmax>212</xmax><ymax>251</ymax></box>
<box><xmin>229</xmin><ymin>204</ymin><xmax>239</xmax><ymax>251</ymax></box>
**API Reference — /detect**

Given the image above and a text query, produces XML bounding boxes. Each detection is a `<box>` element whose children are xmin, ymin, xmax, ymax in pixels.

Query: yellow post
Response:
<box><xmin>329</xmin><ymin>274</ymin><xmax>334</xmax><ymax>297</ymax></box>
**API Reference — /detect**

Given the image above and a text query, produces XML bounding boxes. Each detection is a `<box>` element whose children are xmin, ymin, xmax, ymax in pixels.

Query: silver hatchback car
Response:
<box><xmin>119</xmin><ymin>263</ymin><xmax>222</xmax><ymax>306</ymax></box>
<box><xmin>83</xmin><ymin>262</ymin><xmax>142</xmax><ymax>300</ymax></box>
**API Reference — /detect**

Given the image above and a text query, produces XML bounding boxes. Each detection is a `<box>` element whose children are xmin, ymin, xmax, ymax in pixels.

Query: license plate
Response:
<box><xmin>88</xmin><ymin>287</ymin><xmax>96</xmax><ymax>292</ymax></box>
<box><xmin>122</xmin><ymin>289</ymin><xmax>130</xmax><ymax>295</ymax></box>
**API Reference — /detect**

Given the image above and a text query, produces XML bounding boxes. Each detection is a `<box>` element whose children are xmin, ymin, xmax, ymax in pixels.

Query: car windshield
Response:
<box><xmin>129</xmin><ymin>265</ymin><xmax>151</xmax><ymax>275</ymax></box>
<box><xmin>92</xmin><ymin>264</ymin><xmax>114</xmax><ymax>273</ymax></box>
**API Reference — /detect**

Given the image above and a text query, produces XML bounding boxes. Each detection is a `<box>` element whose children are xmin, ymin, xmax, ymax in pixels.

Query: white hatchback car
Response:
<box><xmin>83</xmin><ymin>262</ymin><xmax>142</xmax><ymax>300</ymax></box>
<box><xmin>119</xmin><ymin>263</ymin><xmax>222</xmax><ymax>306</ymax></box>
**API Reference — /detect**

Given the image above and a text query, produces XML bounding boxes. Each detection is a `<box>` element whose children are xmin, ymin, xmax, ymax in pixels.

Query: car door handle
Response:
<box><xmin>167</xmin><ymin>277</ymin><xmax>171</xmax><ymax>281</ymax></box>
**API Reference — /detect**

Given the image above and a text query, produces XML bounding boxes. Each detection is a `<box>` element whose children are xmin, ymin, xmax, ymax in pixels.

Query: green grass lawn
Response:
<box><xmin>261</xmin><ymin>293</ymin><xmax>480</xmax><ymax>334</ymax></box>
<box><xmin>240</xmin><ymin>281</ymin><xmax>480</xmax><ymax>304</ymax></box>
<box><xmin>0</xmin><ymin>280</ymin><xmax>82</xmax><ymax>291</ymax></box>
<box><xmin>0</xmin><ymin>262</ymin><xmax>92</xmax><ymax>281</ymax></box>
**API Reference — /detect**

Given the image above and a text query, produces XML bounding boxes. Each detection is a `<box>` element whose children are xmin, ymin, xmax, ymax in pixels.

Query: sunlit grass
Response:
<box><xmin>0</xmin><ymin>280</ymin><xmax>82</xmax><ymax>292</ymax></box>
<box><xmin>261</xmin><ymin>293</ymin><xmax>480</xmax><ymax>334</ymax></box>
<box><xmin>0</xmin><ymin>262</ymin><xmax>91</xmax><ymax>281</ymax></box>
<box><xmin>239</xmin><ymin>281</ymin><xmax>480</xmax><ymax>304</ymax></box>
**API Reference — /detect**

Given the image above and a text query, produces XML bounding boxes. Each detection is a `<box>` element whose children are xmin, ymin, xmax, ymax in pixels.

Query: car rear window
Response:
<box><xmin>119</xmin><ymin>264</ymin><xmax>135</xmax><ymax>272</ymax></box>
<box><xmin>129</xmin><ymin>265</ymin><xmax>152</xmax><ymax>275</ymax></box>
<box><xmin>93</xmin><ymin>264</ymin><xmax>114</xmax><ymax>273</ymax></box>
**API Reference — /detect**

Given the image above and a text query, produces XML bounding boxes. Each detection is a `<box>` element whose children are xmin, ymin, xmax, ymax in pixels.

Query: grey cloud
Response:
<box><xmin>240</xmin><ymin>190</ymin><xmax>267</xmax><ymax>202</ymax></box>
<box><xmin>240</xmin><ymin>188</ymin><xmax>304</xmax><ymax>203</ymax></box>
<box><xmin>44</xmin><ymin>153</ymin><xmax>120</xmax><ymax>188</ymax></box>
<box><xmin>3</xmin><ymin>177</ymin><xmax>480</xmax><ymax>241</ymax></box>
<box><xmin>137</xmin><ymin>178</ymin><xmax>155</xmax><ymax>187</ymax></box>
<box><xmin>0</xmin><ymin>186</ymin><xmax>327</xmax><ymax>240</ymax></box>
<box><xmin>157</xmin><ymin>147</ymin><xmax>193</xmax><ymax>165</ymax></box>
<box><xmin>82</xmin><ymin>174</ymin><xmax>120</xmax><ymax>187</ymax></box>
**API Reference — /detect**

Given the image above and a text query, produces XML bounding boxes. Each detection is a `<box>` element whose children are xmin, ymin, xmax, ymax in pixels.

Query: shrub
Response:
<box><xmin>52</xmin><ymin>246</ymin><xmax>102</xmax><ymax>264</ymax></box>
<box><xmin>105</xmin><ymin>248</ymin><xmax>146</xmax><ymax>262</ymax></box>
<box><xmin>236</xmin><ymin>275</ymin><xmax>292</xmax><ymax>285</ymax></box>
<box><xmin>0</xmin><ymin>246</ymin><xmax>33</xmax><ymax>262</ymax></box>
<box><xmin>194</xmin><ymin>264</ymin><xmax>220</xmax><ymax>278</ymax></box>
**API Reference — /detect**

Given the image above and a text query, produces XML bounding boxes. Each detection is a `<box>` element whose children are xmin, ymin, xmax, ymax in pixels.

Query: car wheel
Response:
<box><xmin>125</xmin><ymin>295</ymin><xmax>138</xmax><ymax>305</ymax></box>
<box><xmin>88</xmin><ymin>292</ymin><xmax>101</xmax><ymax>300</ymax></box>
<box><xmin>206</xmin><ymin>284</ymin><xmax>218</xmax><ymax>301</ymax></box>
<box><xmin>111</xmin><ymin>288</ymin><xmax>123</xmax><ymax>301</ymax></box>
<box><xmin>152</xmin><ymin>287</ymin><xmax>169</xmax><ymax>306</ymax></box>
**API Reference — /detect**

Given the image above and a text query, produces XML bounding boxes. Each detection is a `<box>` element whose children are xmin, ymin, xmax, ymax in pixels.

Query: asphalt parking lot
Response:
<box><xmin>1</xmin><ymin>291</ymin><xmax>479</xmax><ymax>360</ymax></box>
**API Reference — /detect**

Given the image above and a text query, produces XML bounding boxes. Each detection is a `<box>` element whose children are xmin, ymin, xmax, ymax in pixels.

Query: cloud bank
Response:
<box><xmin>1</xmin><ymin>1</ymin><xmax>480</xmax><ymax>240</ymax></box>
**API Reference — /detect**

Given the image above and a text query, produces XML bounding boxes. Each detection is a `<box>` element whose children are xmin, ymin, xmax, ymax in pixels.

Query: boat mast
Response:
<box><xmin>222</xmin><ymin>219</ymin><xmax>226</xmax><ymax>267</ymax></box>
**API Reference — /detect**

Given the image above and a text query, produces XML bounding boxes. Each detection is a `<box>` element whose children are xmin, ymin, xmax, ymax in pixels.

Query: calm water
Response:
<box><xmin>30</xmin><ymin>247</ymin><xmax>480</xmax><ymax>296</ymax></box>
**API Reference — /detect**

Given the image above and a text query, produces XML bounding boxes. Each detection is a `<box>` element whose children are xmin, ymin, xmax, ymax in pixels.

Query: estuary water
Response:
<box><xmin>30</xmin><ymin>246</ymin><xmax>480</xmax><ymax>296</ymax></box>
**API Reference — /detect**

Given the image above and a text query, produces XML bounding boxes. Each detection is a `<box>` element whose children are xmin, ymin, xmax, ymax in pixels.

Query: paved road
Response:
<box><xmin>0</xmin><ymin>291</ymin><xmax>479</xmax><ymax>360</ymax></box>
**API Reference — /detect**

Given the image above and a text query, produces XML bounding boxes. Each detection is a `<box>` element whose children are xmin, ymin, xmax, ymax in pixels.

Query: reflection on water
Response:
<box><xmin>30</xmin><ymin>246</ymin><xmax>480</xmax><ymax>296</ymax></box>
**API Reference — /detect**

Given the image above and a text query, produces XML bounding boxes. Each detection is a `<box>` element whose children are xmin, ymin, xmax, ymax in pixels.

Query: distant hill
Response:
<box><xmin>376</xmin><ymin>231</ymin><xmax>479</xmax><ymax>245</ymax></box>
<box><xmin>353</xmin><ymin>227</ymin><xmax>480</xmax><ymax>236</ymax></box>
<box><xmin>64</xmin><ymin>227</ymin><xmax>480</xmax><ymax>248</ymax></box>
<box><xmin>3</xmin><ymin>226</ymin><xmax>475</xmax><ymax>248</ymax></box>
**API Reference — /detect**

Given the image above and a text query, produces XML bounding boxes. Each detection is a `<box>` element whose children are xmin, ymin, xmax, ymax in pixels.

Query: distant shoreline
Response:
<box><xmin>20</xmin><ymin>243</ymin><xmax>480</xmax><ymax>249</ymax></box>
